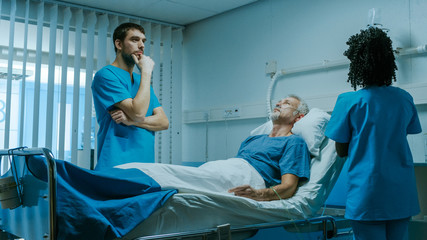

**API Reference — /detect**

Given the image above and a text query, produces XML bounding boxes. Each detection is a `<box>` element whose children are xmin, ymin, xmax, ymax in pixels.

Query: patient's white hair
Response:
<box><xmin>288</xmin><ymin>94</ymin><xmax>309</xmax><ymax>116</ymax></box>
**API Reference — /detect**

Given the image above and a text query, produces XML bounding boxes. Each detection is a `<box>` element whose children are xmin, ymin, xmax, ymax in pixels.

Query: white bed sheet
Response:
<box><xmin>119</xmin><ymin>136</ymin><xmax>345</xmax><ymax>239</ymax></box>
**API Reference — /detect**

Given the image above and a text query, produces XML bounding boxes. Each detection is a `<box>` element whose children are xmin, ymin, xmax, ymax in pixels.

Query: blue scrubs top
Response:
<box><xmin>325</xmin><ymin>86</ymin><xmax>422</xmax><ymax>221</ymax></box>
<box><xmin>236</xmin><ymin>134</ymin><xmax>311</xmax><ymax>187</ymax></box>
<box><xmin>92</xmin><ymin>65</ymin><xmax>161</xmax><ymax>170</ymax></box>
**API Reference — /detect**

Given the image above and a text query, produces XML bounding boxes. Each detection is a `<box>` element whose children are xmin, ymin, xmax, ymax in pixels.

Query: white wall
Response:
<box><xmin>181</xmin><ymin>0</ymin><xmax>427</xmax><ymax>163</ymax></box>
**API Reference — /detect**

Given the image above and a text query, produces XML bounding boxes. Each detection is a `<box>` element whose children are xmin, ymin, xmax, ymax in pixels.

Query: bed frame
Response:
<box><xmin>132</xmin><ymin>215</ymin><xmax>351</xmax><ymax>240</ymax></box>
<box><xmin>0</xmin><ymin>147</ymin><xmax>351</xmax><ymax>240</ymax></box>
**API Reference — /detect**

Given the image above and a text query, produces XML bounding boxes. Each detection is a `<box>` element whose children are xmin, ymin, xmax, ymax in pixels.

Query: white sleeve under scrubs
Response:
<box><xmin>92</xmin><ymin>65</ymin><xmax>161</xmax><ymax>171</ymax></box>
<box><xmin>325</xmin><ymin>85</ymin><xmax>422</xmax><ymax>221</ymax></box>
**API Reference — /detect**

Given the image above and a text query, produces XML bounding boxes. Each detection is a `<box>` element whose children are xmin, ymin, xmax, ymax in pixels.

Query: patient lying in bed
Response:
<box><xmin>16</xmin><ymin>95</ymin><xmax>337</xmax><ymax>240</ymax></box>
<box><xmin>121</xmin><ymin>97</ymin><xmax>341</xmax><ymax>238</ymax></box>
<box><xmin>119</xmin><ymin>95</ymin><xmax>311</xmax><ymax>202</ymax></box>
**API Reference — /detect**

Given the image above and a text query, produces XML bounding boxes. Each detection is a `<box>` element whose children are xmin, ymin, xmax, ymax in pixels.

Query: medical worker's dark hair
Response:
<box><xmin>343</xmin><ymin>27</ymin><xmax>397</xmax><ymax>90</ymax></box>
<box><xmin>113</xmin><ymin>22</ymin><xmax>145</xmax><ymax>53</ymax></box>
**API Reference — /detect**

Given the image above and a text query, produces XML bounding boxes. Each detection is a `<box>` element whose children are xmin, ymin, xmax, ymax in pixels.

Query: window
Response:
<box><xmin>1</xmin><ymin>0</ymin><xmax>183</xmax><ymax>167</ymax></box>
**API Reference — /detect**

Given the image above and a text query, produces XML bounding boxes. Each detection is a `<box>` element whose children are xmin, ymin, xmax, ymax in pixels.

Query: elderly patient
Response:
<box><xmin>118</xmin><ymin>95</ymin><xmax>311</xmax><ymax>201</ymax></box>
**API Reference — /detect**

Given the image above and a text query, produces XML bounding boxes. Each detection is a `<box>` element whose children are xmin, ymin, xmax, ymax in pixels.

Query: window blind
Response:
<box><xmin>0</xmin><ymin>0</ymin><xmax>183</xmax><ymax>167</ymax></box>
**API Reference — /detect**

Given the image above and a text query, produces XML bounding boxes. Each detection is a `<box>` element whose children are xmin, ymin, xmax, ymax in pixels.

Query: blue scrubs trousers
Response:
<box><xmin>351</xmin><ymin>218</ymin><xmax>410</xmax><ymax>240</ymax></box>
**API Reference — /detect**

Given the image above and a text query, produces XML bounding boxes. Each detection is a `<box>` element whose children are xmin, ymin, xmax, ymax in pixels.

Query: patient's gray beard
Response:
<box><xmin>270</xmin><ymin>112</ymin><xmax>280</xmax><ymax>121</ymax></box>
<box><xmin>122</xmin><ymin>52</ymin><xmax>135</xmax><ymax>67</ymax></box>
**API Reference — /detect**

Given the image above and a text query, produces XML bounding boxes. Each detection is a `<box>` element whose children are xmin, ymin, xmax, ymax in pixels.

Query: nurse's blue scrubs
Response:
<box><xmin>92</xmin><ymin>65</ymin><xmax>161</xmax><ymax>170</ymax></box>
<box><xmin>325</xmin><ymin>86</ymin><xmax>422</xmax><ymax>239</ymax></box>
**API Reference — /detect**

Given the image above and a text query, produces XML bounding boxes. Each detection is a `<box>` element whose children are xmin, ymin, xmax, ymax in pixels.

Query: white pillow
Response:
<box><xmin>292</xmin><ymin>108</ymin><xmax>330</xmax><ymax>157</ymax></box>
<box><xmin>250</xmin><ymin>108</ymin><xmax>330</xmax><ymax>157</ymax></box>
<box><xmin>250</xmin><ymin>120</ymin><xmax>273</xmax><ymax>136</ymax></box>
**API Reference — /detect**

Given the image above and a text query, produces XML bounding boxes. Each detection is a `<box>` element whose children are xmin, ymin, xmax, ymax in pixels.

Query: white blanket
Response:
<box><xmin>117</xmin><ymin>137</ymin><xmax>344</xmax><ymax>239</ymax></box>
<box><xmin>118</xmin><ymin>158</ymin><xmax>265</xmax><ymax>196</ymax></box>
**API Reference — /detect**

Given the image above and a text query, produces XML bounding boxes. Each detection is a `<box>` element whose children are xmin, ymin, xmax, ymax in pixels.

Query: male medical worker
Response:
<box><xmin>92</xmin><ymin>22</ymin><xmax>169</xmax><ymax>170</ymax></box>
<box><xmin>325</xmin><ymin>27</ymin><xmax>422</xmax><ymax>240</ymax></box>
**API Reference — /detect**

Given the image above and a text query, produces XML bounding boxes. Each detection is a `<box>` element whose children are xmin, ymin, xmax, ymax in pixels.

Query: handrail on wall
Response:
<box><xmin>266</xmin><ymin>44</ymin><xmax>427</xmax><ymax>116</ymax></box>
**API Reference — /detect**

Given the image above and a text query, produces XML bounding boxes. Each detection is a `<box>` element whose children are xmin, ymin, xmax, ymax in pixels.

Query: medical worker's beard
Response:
<box><xmin>122</xmin><ymin>52</ymin><xmax>135</xmax><ymax>68</ymax></box>
<box><xmin>270</xmin><ymin>111</ymin><xmax>280</xmax><ymax>121</ymax></box>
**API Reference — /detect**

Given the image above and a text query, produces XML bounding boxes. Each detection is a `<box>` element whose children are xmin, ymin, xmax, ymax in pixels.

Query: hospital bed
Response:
<box><xmin>0</xmin><ymin>108</ymin><xmax>351</xmax><ymax>240</ymax></box>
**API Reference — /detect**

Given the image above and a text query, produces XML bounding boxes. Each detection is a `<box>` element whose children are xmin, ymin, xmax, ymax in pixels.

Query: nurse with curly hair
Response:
<box><xmin>325</xmin><ymin>27</ymin><xmax>422</xmax><ymax>240</ymax></box>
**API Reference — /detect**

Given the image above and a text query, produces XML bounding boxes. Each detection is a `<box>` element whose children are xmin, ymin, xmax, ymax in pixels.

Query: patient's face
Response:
<box><xmin>271</xmin><ymin>97</ymin><xmax>300</xmax><ymax>122</ymax></box>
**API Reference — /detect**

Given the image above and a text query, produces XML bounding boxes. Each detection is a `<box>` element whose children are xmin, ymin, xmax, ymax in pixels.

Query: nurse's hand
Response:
<box><xmin>228</xmin><ymin>185</ymin><xmax>263</xmax><ymax>201</ymax></box>
<box><xmin>109</xmin><ymin>109</ymin><xmax>133</xmax><ymax>126</ymax></box>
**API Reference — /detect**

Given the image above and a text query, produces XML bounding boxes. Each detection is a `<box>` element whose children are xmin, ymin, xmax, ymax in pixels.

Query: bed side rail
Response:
<box><xmin>231</xmin><ymin>215</ymin><xmax>338</xmax><ymax>240</ymax></box>
<box><xmin>0</xmin><ymin>147</ymin><xmax>57</xmax><ymax>240</ymax></box>
<box><xmin>134</xmin><ymin>223</ymin><xmax>232</xmax><ymax>240</ymax></box>
<box><xmin>134</xmin><ymin>216</ymin><xmax>340</xmax><ymax>240</ymax></box>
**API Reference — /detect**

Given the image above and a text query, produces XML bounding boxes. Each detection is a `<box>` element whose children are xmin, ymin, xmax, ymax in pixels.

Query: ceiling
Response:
<box><xmin>56</xmin><ymin>0</ymin><xmax>259</xmax><ymax>26</ymax></box>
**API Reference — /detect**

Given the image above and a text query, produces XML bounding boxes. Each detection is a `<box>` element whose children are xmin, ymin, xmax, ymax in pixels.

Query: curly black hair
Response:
<box><xmin>343</xmin><ymin>27</ymin><xmax>397</xmax><ymax>90</ymax></box>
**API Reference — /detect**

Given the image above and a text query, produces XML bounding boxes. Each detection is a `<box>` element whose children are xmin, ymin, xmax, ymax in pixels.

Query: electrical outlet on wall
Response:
<box><xmin>224</xmin><ymin>107</ymin><xmax>240</xmax><ymax>118</ymax></box>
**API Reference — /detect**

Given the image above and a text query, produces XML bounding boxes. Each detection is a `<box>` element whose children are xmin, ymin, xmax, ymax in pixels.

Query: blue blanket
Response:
<box><xmin>27</xmin><ymin>156</ymin><xmax>177</xmax><ymax>240</ymax></box>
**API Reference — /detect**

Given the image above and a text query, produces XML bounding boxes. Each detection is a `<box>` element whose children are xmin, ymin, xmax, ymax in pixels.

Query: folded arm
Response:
<box><xmin>228</xmin><ymin>173</ymin><xmax>299</xmax><ymax>201</ymax></box>
<box><xmin>109</xmin><ymin>106</ymin><xmax>169</xmax><ymax>131</ymax></box>
<box><xmin>114</xmin><ymin>55</ymin><xmax>154</xmax><ymax>123</ymax></box>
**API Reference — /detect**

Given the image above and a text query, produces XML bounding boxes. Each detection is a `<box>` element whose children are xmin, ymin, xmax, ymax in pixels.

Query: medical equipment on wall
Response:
<box><xmin>265</xmin><ymin>8</ymin><xmax>427</xmax><ymax>116</ymax></box>
<box><xmin>265</xmin><ymin>42</ymin><xmax>427</xmax><ymax>117</ymax></box>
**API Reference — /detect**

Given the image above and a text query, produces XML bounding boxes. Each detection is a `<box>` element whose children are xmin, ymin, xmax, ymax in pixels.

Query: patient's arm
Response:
<box><xmin>228</xmin><ymin>173</ymin><xmax>299</xmax><ymax>201</ymax></box>
<box><xmin>335</xmin><ymin>141</ymin><xmax>349</xmax><ymax>157</ymax></box>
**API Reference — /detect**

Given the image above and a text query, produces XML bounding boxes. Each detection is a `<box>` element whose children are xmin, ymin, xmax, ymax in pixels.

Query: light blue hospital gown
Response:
<box><xmin>236</xmin><ymin>134</ymin><xmax>311</xmax><ymax>187</ymax></box>
<box><xmin>325</xmin><ymin>86</ymin><xmax>422</xmax><ymax>221</ymax></box>
<box><xmin>92</xmin><ymin>65</ymin><xmax>161</xmax><ymax>170</ymax></box>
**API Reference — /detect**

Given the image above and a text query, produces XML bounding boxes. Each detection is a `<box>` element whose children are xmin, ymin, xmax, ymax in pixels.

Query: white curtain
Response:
<box><xmin>0</xmin><ymin>0</ymin><xmax>183</xmax><ymax>168</ymax></box>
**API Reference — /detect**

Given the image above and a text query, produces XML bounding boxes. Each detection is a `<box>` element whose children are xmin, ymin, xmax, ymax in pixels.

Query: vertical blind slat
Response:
<box><xmin>4</xmin><ymin>0</ymin><xmax>16</xmax><ymax>149</ymax></box>
<box><xmin>108</xmin><ymin>16</ymin><xmax>119</xmax><ymax>64</ymax></box>
<box><xmin>0</xmin><ymin>0</ymin><xmax>5</xmax><ymax>172</ymax></box>
<box><xmin>71</xmin><ymin>9</ymin><xmax>83</xmax><ymax>165</ymax></box>
<box><xmin>171</xmin><ymin>29</ymin><xmax>183</xmax><ymax>164</ymax></box>
<box><xmin>161</xmin><ymin>26</ymin><xmax>172</xmax><ymax>164</ymax></box>
<box><xmin>143</xmin><ymin>22</ymin><xmax>152</xmax><ymax>58</ymax></box>
<box><xmin>81</xmin><ymin>12</ymin><xmax>96</xmax><ymax>168</ymax></box>
<box><xmin>58</xmin><ymin>7</ymin><xmax>72</xmax><ymax>160</ymax></box>
<box><xmin>97</xmin><ymin>14</ymin><xmax>109</xmax><ymax>70</ymax></box>
<box><xmin>151</xmin><ymin>25</ymin><xmax>161</xmax><ymax>99</ymax></box>
<box><xmin>151</xmin><ymin>24</ymin><xmax>161</xmax><ymax>163</ymax></box>
<box><xmin>45</xmin><ymin>4</ymin><xmax>58</xmax><ymax>150</ymax></box>
<box><xmin>93</xmin><ymin>13</ymin><xmax>109</xmax><ymax>167</ymax></box>
<box><xmin>32</xmin><ymin>2</ymin><xmax>44</xmax><ymax>147</ymax></box>
<box><xmin>18</xmin><ymin>0</ymin><xmax>30</xmax><ymax>147</ymax></box>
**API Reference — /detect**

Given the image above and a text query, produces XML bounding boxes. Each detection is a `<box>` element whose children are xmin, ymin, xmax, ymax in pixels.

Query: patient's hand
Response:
<box><xmin>228</xmin><ymin>185</ymin><xmax>264</xmax><ymax>201</ymax></box>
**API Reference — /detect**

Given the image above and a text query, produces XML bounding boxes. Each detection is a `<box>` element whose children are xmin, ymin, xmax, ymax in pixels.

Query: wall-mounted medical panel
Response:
<box><xmin>183</xmin><ymin>81</ymin><xmax>427</xmax><ymax>123</ymax></box>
